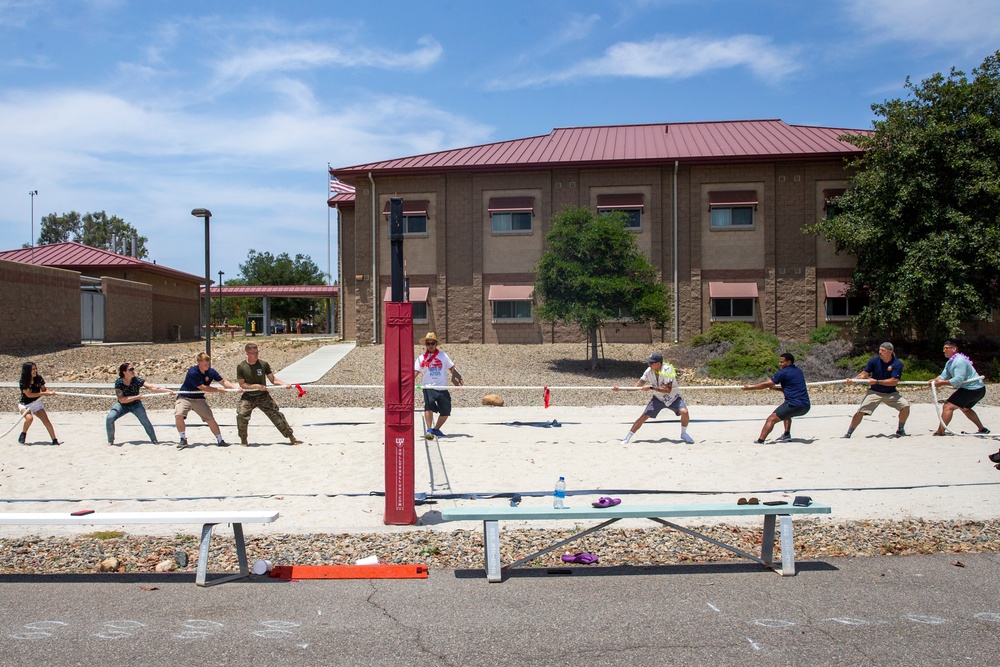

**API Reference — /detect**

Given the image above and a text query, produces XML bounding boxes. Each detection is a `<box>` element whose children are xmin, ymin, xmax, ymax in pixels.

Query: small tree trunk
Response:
<box><xmin>588</xmin><ymin>328</ymin><xmax>599</xmax><ymax>371</ymax></box>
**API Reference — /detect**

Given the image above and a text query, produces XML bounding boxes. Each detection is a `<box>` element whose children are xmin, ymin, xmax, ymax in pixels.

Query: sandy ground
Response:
<box><xmin>2</xmin><ymin>401</ymin><xmax>998</xmax><ymax>538</ymax></box>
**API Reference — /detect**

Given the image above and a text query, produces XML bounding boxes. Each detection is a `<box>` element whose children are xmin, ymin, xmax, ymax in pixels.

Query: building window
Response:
<box><xmin>711</xmin><ymin>298</ymin><xmax>755</xmax><ymax>320</ymax></box>
<box><xmin>491</xmin><ymin>211</ymin><xmax>533</xmax><ymax>233</ymax></box>
<box><xmin>709</xmin><ymin>190</ymin><xmax>758</xmax><ymax>229</ymax></box>
<box><xmin>492</xmin><ymin>300</ymin><xmax>532</xmax><ymax>320</ymax></box>
<box><xmin>383</xmin><ymin>286</ymin><xmax>429</xmax><ymax>322</ymax></box>
<box><xmin>824</xmin><ymin>281</ymin><xmax>866</xmax><ymax>319</ymax></box>
<box><xmin>403</xmin><ymin>214</ymin><xmax>427</xmax><ymax>234</ymax></box>
<box><xmin>383</xmin><ymin>200</ymin><xmax>430</xmax><ymax>236</ymax></box>
<box><xmin>488</xmin><ymin>196</ymin><xmax>534</xmax><ymax>235</ymax></box>
<box><xmin>412</xmin><ymin>300</ymin><xmax>429</xmax><ymax>322</ymax></box>
<box><xmin>823</xmin><ymin>188</ymin><xmax>846</xmax><ymax>220</ymax></box>
<box><xmin>488</xmin><ymin>284</ymin><xmax>534</xmax><ymax>322</ymax></box>
<box><xmin>597</xmin><ymin>193</ymin><xmax>644</xmax><ymax>230</ymax></box>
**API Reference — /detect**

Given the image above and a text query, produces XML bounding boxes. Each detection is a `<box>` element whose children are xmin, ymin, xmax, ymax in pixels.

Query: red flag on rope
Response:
<box><xmin>295</xmin><ymin>384</ymin><xmax>306</xmax><ymax>397</ymax></box>
<box><xmin>543</xmin><ymin>386</ymin><xmax>550</xmax><ymax>408</ymax></box>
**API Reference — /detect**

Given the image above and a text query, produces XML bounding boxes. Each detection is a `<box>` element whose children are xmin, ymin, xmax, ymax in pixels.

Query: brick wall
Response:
<box><xmin>0</xmin><ymin>260</ymin><xmax>80</xmax><ymax>349</ymax></box>
<box><xmin>102</xmin><ymin>276</ymin><xmax>153</xmax><ymax>342</ymax></box>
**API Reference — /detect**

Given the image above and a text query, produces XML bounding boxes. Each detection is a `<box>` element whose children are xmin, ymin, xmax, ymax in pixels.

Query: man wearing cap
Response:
<box><xmin>614</xmin><ymin>351</ymin><xmax>694</xmax><ymax>444</ymax></box>
<box><xmin>414</xmin><ymin>332</ymin><xmax>463</xmax><ymax>439</ymax></box>
<box><xmin>843</xmin><ymin>342</ymin><xmax>909</xmax><ymax>438</ymax></box>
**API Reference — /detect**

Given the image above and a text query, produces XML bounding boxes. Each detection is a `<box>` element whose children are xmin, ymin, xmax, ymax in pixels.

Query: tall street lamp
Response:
<box><xmin>29</xmin><ymin>190</ymin><xmax>38</xmax><ymax>263</ymax></box>
<box><xmin>217</xmin><ymin>270</ymin><xmax>225</xmax><ymax>326</ymax></box>
<box><xmin>191</xmin><ymin>208</ymin><xmax>212</xmax><ymax>357</ymax></box>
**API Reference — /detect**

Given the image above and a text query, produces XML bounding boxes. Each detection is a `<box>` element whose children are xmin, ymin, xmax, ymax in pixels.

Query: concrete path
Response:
<box><xmin>275</xmin><ymin>342</ymin><xmax>355</xmax><ymax>384</ymax></box>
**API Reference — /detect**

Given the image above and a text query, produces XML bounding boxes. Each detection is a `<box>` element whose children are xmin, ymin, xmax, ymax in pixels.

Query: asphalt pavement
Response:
<box><xmin>1</xmin><ymin>552</ymin><xmax>998</xmax><ymax>666</ymax></box>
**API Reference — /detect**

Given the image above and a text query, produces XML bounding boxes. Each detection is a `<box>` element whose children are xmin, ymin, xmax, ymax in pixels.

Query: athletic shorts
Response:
<box><xmin>774</xmin><ymin>401</ymin><xmax>810</xmax><ymax>420</ymax></box>
<box><xmin>174</xmin><ymin>397</ymin><xmax>216</xmax><ymax>422</ymax></box>
<box><xmin>422</xmin><ymin>389</ymin><xmax>452</xmax><ymax>416</ymax></box>
<box><xmin>17</xmin><ymin>400</ymin><xmax>44</xmax><ymax>415</ymax></box>
<box><xmin>946</xmin><ymin>386</ymin><xmax>986</xmax><ymax>410</ymax></box>
<box><xmin>858</xmin><ymin>390</ymin><xmax>909</xmax><ymax>415</ymax></box>
<box><xmin>642</xmin><ymin>395</ymin><xmax>687</xmax><ymax>419</ymax></box>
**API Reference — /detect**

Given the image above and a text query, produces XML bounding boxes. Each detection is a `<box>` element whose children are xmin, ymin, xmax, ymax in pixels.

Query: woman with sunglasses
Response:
<box><xmin>106</xmin><ymin>363</ymin><xmax>173</xmax><ymax>446</ymax></box>
<box><xmin>16</xmin><ymin>361</ymin><xmax>58</xmax><ymax>445</ymax></box>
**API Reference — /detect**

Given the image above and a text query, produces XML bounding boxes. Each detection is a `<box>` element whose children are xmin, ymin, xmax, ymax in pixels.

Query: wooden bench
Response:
<box><xmin>440</xmin><ymin>502</ymin><xmax>831</xmax><ymax>582</ymax></box>
<box><xmin>0</xmin><ymin>510</ymin><xmax>279</xmax><ymax>586</ymax></box>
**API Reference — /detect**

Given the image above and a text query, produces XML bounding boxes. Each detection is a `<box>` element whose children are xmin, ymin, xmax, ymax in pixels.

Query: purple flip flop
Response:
<box><xmin>561</xmin><ymin>552</ymin><xmax>599</xmax><ymax>564</ymax></box>
<box><xmin>591</xmin><ymin>497</ymin><xmax>622</xmax><ymax>508</ymax></box>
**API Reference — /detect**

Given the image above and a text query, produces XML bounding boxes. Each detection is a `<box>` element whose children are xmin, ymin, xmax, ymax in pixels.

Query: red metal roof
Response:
<box><xmin>0</xmin><ymin>242</ymin><xmax>204</xmax><ymax>282</ymax></box>
<box><xmin>202</xmin><ymin>285</ymin><xmax>338</xmax><ymax>297</ymax></box>
<box><xmin>331</xmin><ymin>120</ymin><xmax>868</xmax><ymax>182</ymax></box>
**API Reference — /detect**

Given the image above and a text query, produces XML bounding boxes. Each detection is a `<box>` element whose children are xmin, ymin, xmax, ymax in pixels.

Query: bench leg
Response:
<box><xmin>196</xmin><ymin>522</ymin><xmax>251</xmax><ymax>587</ymax></box>
<box><xmin>484</xmin><ymin>520</ymin><xmax>502</xmax><ymax>583</ymax></box>
<box><xmin>779</xmin><ymin>515</ymin><xmax>796</xmax><ymax>576</ymax></box>
<box><xmin>761</xmin><ymin>514</ymin><xmax>776</xmax><ymax>567</ymax></box>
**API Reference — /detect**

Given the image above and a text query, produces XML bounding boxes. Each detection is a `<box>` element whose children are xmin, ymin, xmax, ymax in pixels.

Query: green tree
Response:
<box><xmin>238</xmin><ymin>250</ymin><xmax>326</xmax><ymax>325</ymax></box>
<box><xmin>35</xmin><ymin>210</ymin><xmax>149</xmax><ymax>258</ymax></box>
<box><xmin>534</xmin><ymin>207</ymin><xmax>671</xmax><ymax>369</ymax></box>
<box><xmin>810</xmin><ymin>51</ymin><xmax>1000</xmax><ymax>340</ymax></box>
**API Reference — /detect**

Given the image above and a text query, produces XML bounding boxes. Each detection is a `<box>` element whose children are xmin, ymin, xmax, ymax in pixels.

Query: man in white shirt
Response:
<box><xmin>613</xmin><ymin>351</ymin><xmax>694</xmax><ymax>445</ymax></box>
<box><xmin>414</xmin><ymin>332</ymin><xmax>463</xmax><ymax>439</ymax></box>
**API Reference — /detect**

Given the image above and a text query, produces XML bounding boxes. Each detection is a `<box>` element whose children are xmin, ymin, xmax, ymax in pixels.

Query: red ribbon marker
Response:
<box><xmin>543</xmin><ymin>386</ymin><xmax>551</xmax><ymax>409</ymax></box>
<box><xmin>294</xmin><ymin>384</ymin><xmax>306</xmax><ymax>398</ymax></box>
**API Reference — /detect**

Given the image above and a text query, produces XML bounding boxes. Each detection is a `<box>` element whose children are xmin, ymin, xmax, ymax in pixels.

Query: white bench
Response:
<box><xmin>440</xmin><ymin>502</ymin><xmax>832</xmax><ymax>582</ymax></box>
<box><xmin>0</xmin><ymin>510</ymin><xmax>279</xmax><ymax>586</ymax></box>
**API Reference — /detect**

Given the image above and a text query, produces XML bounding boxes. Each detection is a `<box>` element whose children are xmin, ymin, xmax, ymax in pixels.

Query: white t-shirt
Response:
<box><xmin>641</xmin><ymin>364</ymin><xmax>678</xmax><ymax>402</ymax></box>
<box><xmin>415</xmin><ymin>349</ymin><xmax>455</xmax><ymax>388</ymax></box>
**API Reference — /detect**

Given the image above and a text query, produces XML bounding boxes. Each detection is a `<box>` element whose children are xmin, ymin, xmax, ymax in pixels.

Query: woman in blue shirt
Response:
<box><xmin>929</xmin><ymin>341</ymin><xmax>988</xmax><ymax>436</ymax></box>
<box><xmin>106</xmin><ymin>362</ymin><xmax>173</xmax><ymax>446</ymax></box>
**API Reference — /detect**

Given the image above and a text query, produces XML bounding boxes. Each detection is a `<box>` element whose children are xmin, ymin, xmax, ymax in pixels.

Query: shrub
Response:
<box><xmin>809</xmin><ymin>324</ymin><xmax>842</xmax><ymax>345</ymax></box>
<box><xmin>694</xmin><ymin>323</ymin><xmax>781</xmax><ymax>379</ymax></box>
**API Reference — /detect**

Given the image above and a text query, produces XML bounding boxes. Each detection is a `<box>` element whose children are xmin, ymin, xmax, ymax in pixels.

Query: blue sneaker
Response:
<box><xmin>429</xmin><ymin>428</ymin><xmax>446</xmax><ymax>438</ymax></box>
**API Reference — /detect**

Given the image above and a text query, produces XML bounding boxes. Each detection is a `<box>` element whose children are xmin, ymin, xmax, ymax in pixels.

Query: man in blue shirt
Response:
<box><xmin>743</xmin><ymin>352</ymin><xmax>810</xmax><ymax>444</ymax></box>
<box><xmin>174</xmin><ymin>352</ymin><xmax>241</xmax><ymax>449</ymax></box>
<box><xmin>843</xmin><ymin>342</ymin><xmax>909</xmax><ymax>438</ymax></box>
<box><xmin>929</xmin><ymin>340</ymin><xmax>989</xmax><ymax>436</ymax></box>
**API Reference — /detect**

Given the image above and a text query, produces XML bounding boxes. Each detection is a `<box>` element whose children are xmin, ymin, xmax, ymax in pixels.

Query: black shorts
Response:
<box><xmin>946</xmin><ymin>386</ymin><xmax>986</xmax><ymax>409</ymax></box>
<box><xmin>422</xmin><ymin>388</ymin><xmax>452</xmax><ymax>416</ymax></box>
<box><xmin>774</xmin><ymin>401</ymin><xmax>810</xmax><ymax>420</ymax></box>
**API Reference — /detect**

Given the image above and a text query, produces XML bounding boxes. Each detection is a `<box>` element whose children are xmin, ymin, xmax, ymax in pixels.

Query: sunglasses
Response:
<box><xmin>425</xmin><ymin>341</ymin><xmax>437</xmax><ymax>346</ymax></box>
<box><xmin>127</xmin><ymin>367</ymin><xmax>136</xmax><ymax>372</ymax></box>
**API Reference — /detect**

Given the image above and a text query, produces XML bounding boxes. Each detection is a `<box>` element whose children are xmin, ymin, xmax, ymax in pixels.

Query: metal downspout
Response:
<box><xmin>368</xmin><ymin>172</ymin><xmax>377</xmax><ymax>343</ymax></box>
<box><xmin>673</xmin><ymin>160</ymin><xmax>679</xmax><ymax>343</ymax></box>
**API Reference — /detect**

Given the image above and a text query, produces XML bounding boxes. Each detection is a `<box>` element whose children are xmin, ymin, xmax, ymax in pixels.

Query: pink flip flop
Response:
<box><xmin>591</xmin><ymin>497</ymin><xmax>622</xmax><ymax>508</ymax></box>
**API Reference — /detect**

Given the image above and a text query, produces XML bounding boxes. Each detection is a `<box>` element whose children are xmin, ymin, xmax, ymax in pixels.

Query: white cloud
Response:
<box><xmin>844</xmin><ymin>0</ymin><xmax>1000</xmax><ymax>54</ymax></box>
<box><xmin>210</xmin><ymin>35</ymin><xmax>443</xmax><ymax>87</ymax></box>
<box><xmin>491</xmin><ymin>33</ymin><xmax>799</xmax><ymax>89</ymax></box>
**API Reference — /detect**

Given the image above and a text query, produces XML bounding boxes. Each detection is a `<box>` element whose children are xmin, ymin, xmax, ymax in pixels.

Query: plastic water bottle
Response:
<box><xmin>553</xmin><ymin>476</ymin><xmax>566</xmax><ymax>509</ymax></box>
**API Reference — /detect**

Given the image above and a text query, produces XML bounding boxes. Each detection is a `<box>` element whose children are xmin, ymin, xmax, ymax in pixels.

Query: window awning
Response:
<box><xmin>487</xmin><ymin>196</ymin><xmax>534</xmax><ymax>214</ymax></box>
<box><xmin>382</xmin><ymin>200</ymin><xmax>429</xmax><ymax>217</ymax></box>
<box><xmin>823</xmin><ymin>281</ymin><xmax>850</xmax><ymax>298</ymax></box>
<box><xmin>823</xmin><ymin>188</ymin><xmax>846</xmax><ymax>210</ymax></box>
<box><xmin>596</xmin><ymin>193</ymin><xmax>644</xmax><ymax>210</ymax></box>
<box><xmin>708</xmin><ymin>190</ymin><xmax>758</xmax><ymax>210</ymax></box>
<box><xmin>383</xmin><ymin>286</ymin><xmax>429</xmax><ymax>301</ymax></box>
<box><xmin>488</xmin><ymin>285</ymin><xmax>534</xmax><ymax>301</ymax></box>
<box><xmin>709</xmin><ymin>282</ymin><xmax>759</xmax><ymax>298</ymax></box>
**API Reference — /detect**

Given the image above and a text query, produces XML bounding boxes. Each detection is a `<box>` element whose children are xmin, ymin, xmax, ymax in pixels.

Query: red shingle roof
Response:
<box><xmin>201</xmin><ymin>285</ymin><xmax>338</xmax><ymax>297</ymax></box>
<box><xmin>0</xmin><ymin>242</ymin><xmax>204</xmax><ymax>283</ymax></box>
<box><xmin>331</xmin><ymin>119</ymin><xmax>868</xmax><ymax>182</ymax></box>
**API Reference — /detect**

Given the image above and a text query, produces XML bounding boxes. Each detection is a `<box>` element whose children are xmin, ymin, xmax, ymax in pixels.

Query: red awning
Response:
<box><xmin>823</xmin><ymin>281</ymin><xmax>850</xmax><ymax>298</ymax></box>
<box><xmin>708</xmin><ymin>190</ymin><xmax>758</xmax><ymax>210</ymax></box>
<box><xmin>383</xmin><ymin>286</ymin><xmax>430</xmax><ymax>301</ymax></box>
<box><xmin>487</xmin><ymin>196</ymin><xmax>534</xmax><ymax>213</ymax></box>
<box><xmin>596</xmin><ymin>193</ymin><xmax>644</xmax><ymax>210</ymax></box>
<box><xmin>709</xmin><ymin>282</ymin><xmax>759</xmax><ymax>298</ymax></box>
<box><xmin>382</xmin><ymin>200</ymin><xmax>429</xmax><ymax>216</ymax></box>
<box><xmin>488</xmin><ymin>285</ymin><xmax>534</xmax><ymax>301</ymax></box>
<box><xmin>823</xmin><ymin>188</ymin><xmax>846</xmax><ymax>210</ymax></box>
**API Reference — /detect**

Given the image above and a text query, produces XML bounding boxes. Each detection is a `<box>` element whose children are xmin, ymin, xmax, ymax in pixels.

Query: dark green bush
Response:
<box><xmin>694</xmin><ymin>323</ymin><xmax>781</xmax><ymax>378</ymax></box>
<box><xmin>809</xmin><ymin>324</ymin><xmax>842</xmax><ymax>345</ymax></box>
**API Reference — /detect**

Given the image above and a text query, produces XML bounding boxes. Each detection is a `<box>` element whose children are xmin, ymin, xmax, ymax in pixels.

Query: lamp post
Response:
<box><xmin>217</xmin><ymin>270</ymin><xmax>225</xmax><ymax>327</ymax></box>
<box><xmin>29</xmin><ymin>190</ymin><xmax>38</xmax><ymax>263</ymax></box>
<box><xmin>191</xmin><ymin>208</ymin><xmax>212</xmax><ymax>357</ymax></box>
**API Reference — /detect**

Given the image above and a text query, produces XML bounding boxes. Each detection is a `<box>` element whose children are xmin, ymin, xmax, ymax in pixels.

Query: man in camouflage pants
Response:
<box><xmin>235</xmin><ymin>343</ymin><xmax>302</xmax><ymax>446</ymax></box>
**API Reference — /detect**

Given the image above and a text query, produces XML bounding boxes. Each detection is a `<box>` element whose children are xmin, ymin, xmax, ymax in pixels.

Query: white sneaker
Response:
<box><xmin>680</xmin><ymin>432</ymin><xmax>695</xmax><ymax>443</ymax></box>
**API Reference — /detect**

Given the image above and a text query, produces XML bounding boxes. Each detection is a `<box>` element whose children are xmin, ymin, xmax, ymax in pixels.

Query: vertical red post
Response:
<box><xmin>384</xmin><ymin>301</ymin><xmax>416</xmax><ymax>524</ymax></box>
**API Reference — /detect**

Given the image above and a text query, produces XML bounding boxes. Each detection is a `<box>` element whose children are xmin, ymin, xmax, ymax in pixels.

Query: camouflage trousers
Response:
<box><xmin>236</xmin><ymin>393</ymin><xmax>294</xmax><ymax>441</ymax></box>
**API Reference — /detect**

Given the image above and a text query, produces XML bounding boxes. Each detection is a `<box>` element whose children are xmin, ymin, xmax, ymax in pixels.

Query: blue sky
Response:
<box><xmin>2</xmin><ymin>0</ymin><xmax>1000</xmax><ymax>283</ymax></box>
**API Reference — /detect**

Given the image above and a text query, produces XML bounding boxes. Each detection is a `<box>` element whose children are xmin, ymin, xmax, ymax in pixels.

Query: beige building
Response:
<box><xmin>330</xmin><ymin>120</ymin><xmax>865</xmax><ymax>344</ymax></box>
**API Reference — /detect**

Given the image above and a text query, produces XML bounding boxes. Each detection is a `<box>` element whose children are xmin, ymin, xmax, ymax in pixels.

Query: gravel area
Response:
<box><xmin>2</xmin><ymin>337</ymin><xmax>998</xmax><ymax>575</ymax></box>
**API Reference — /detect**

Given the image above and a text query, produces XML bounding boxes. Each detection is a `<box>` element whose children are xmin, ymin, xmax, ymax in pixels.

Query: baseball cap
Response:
<box><xmin>646</xmin><ymin>352</ymin><xmax>664</xmax><ymax>364</ymax></box>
